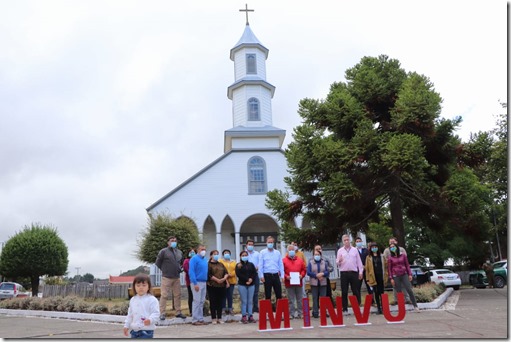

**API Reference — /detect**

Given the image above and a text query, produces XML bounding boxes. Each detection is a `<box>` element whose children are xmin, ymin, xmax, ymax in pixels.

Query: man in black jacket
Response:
<box><xmin>155</xmin><ymin>236</ymin><xmax>186</xmax><ymax>320</ymax></box>
<box><xmin>355</xmin><ymin>237</ymin><xmax>373</xmax><ymax>301</ymax></box>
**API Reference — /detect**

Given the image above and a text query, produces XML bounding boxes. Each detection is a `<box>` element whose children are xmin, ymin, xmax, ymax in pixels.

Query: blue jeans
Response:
<box><xmin>238</xmin><ymin>285</ymin><xmax>255</xmax><ymax>317</ymax></box>
<box><xmin>222</xmin><ymin>284</ymin><xmax>235</xmax><ymax>311</ymax></box>
<box><xmin>130</xmin><ymin>330</ymin><xmax>154</xmax><ymax>339</ymax></box>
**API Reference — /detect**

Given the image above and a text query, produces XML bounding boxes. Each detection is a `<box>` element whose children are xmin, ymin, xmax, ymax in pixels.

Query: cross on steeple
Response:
<box><xmin>239</xmin><ymin>4</ymin><xmax>254</xmax><ymax>26</ymax></box>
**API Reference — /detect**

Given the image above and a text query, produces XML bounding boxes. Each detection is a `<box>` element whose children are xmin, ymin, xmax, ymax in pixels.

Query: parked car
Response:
<box><xmin>469</xmin><ymin>260</ymin><xmax>507</xmax><ymax>289</ymax></box>
<box><xmin>0</xmin><ymin>282</ymin><xmax>30</xmax><ymax>300</ymax></box>
<box><xmin>410</xmin><ymin>265</ymin><xmax>430</xmax><ymax>286</ymax></box>
<box><xmin>427</xmin><ymin>269</ymin><xmax>461</xmax><ymax>290</ymax></box>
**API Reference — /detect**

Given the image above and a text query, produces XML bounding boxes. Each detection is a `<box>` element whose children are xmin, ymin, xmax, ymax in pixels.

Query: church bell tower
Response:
<box><xmin>224</xmin><ymin>5</ymin><xmax>285</xmax><ymax>153</ymax></box>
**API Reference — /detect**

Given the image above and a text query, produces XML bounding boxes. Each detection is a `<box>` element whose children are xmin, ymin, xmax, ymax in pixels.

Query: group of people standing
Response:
<box><xmin>124</xmin><ymin>234</ymin><xmax>421</xmax><ymax>338</ymax></box>
<box><xmin>338</xmin><ymin>234</ymin><xmax>420</xmax><ymax>315</ymax></box>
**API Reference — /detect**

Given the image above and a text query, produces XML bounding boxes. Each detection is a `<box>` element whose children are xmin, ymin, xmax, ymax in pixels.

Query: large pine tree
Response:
<box><xmin>266</xmin><ymin>55</ymin><xmax>491</xmax><ymax>265</ymax></box>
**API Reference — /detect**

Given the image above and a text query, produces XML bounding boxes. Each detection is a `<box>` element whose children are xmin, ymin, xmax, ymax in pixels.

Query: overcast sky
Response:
<box><xmin>0</xmin><ymin>0</ymin><xmax>507</xmax><ymax>279</ymax></box>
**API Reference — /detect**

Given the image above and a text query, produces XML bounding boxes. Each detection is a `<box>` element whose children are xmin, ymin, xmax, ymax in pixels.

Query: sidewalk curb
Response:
<box><xmin>0</xmin><ymin>288</ymin><xmax>454</xmax><ymax>325</ymax></box>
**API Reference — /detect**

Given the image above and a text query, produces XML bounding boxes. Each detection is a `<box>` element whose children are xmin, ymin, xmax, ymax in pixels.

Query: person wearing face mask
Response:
<box><xmin>154</xmin><ymin>236</ymin><xmax>186</xmax><ymax>320</ymax></box>
<box><xmin>307</xmin><ymin>250</ymin><xmax>330</xmax><ymax>318</ymax></box>
<box><xmin>355</xmin><ymin>237</ymin><xmax>373</xmax><ymax>303</ymax></box>
<box><xmin>283</xmin><ymin>244</ymin><xmax>306</xmax><ymax>319</ymax></box>
<box><xmin>189</xmin><ymin>244</ymin><xmax>209</xmax><ymax>325</ymax></box>
<box><xmin>314</xmin><ymin>245</ymin><xmax>334</xmax><ymax>307</ymax></box>
<box><xmin>219</xmin><ymin>249</ymin><xmax>237</xmax><ymax>318</ymax></box>
<box><xmin>236</xmin><ymin>250</ymin><xmax>258</xmax><ymax>323</ymax></box>
<box><xmin>387</xmin><ymin>242</ymin><xmax>420</xmax><ymax>313</ymax></box>
<box><xmin>182</xmin><ymin>248</ymin><xmax>196</xmax><ymax>317</ymax></box>
<box><xmin>207</xmin><ymin>250</ymin><xmax>229</xmax><ymax>324</ymax></box>
<box><xmin>336</xmin><ymin>234</ymin><xmax>364</xmax><ymax>313</ymax></box>
<box><xmin>383</xmin><ymin>237</ymin><xmax>409</xmax><ymax>303</ymax></box>
<box><xmin>365</xmin><ymin>243</ymin><xmax>387</xmax><ymax>314</ymax></box>
<box><xmin>245</xmin><ymin>239</ymin><xmax>261</xmax><ymax>313</ymax></box>
<box><xmin>258</xmin><ymin>236</ymin><xmax>285</xmax><ymax>306</ymax></box>
<box><xmin>287</xmin><ymin>242</ymin><xmax>307</xmax><ymax>297</ymax></box>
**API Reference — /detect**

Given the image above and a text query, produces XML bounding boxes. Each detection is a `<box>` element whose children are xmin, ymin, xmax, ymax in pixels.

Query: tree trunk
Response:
<box><xmin>31</xmin><ymin>275</ymin><xmax>39</xmax><ymax>297</ymax></box>
<box><xmin>389</xmin><ymin>176</ymin><xmax>406</xmax><ymax>248</ymax></box>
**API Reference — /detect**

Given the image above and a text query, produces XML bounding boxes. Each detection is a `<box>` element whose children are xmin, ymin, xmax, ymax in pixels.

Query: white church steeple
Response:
<box><xmin>224</xmin><ymin>8</ymin><xmax>285</xmax><ymax>153</ymax></box>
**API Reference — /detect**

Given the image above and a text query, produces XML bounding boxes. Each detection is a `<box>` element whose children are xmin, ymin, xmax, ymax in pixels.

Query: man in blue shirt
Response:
<box><xmin>189</xmin><ymin>244</ymin><xmax>209</xmax><ymax>325</ymax></box>
<box><xmin>258</xmin><ymin>236</ymin><xmax>285</xmax><ymax>302</ymax></box>
<box><xmin>245</xmin><ymin>239</ymin><xmax>261</xmax><ymax>312</ymax></box>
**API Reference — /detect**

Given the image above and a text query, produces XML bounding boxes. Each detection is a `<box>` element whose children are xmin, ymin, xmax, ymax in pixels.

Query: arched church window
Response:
<box><xmin>246</xmin><ymin>53</ymin><xmax>257</xmax><ymax>74</ymax></box>
<box><xmin>247</xmin><ymin>98</ymin><xmax>260</xmax><ymax>121</ymax></box>
<box><xmin>248</xmin><ymin>156</ymin><xmax>267</xmax><ymax>194</ymax></box>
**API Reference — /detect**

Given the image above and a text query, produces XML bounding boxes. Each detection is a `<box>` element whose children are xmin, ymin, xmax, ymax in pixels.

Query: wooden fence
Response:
<box><xmin>42</xmin><ymin>283</ymin><xmax>130</xmax><ymax>299</ymax></box>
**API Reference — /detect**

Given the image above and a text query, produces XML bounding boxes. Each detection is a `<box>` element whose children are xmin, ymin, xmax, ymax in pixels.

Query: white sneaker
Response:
<box><xmin>414</xmin><ymin>307</ymin><xmax>420</xmax><ymax>313</ymax></box>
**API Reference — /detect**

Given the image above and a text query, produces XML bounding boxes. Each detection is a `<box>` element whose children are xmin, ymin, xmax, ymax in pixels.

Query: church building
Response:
<box><xmin>146</xmin><ymin>17</ymin><xmax>309</xmax><ymax>259</ymax></box>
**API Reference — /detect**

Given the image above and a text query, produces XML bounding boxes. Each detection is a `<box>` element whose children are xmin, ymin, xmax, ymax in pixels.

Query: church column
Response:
<box><xmin>234</xmin><ymin>231</ymin><xmax>241</xmax><ymax>261</ymax></box>
<box><xmin>216</xmin><ymin>231</ymin><xmax>222</xmax><ymax>253</ymax></box>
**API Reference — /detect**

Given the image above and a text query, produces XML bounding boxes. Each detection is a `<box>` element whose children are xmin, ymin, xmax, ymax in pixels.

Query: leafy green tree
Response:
<box><xmin>121</xmin><ymin>265</ymin><xmax>149</xmax><ymax>276</ymax></box>
<box><xmin>137</xmin><ymin>213</ymin><xmax>201</xmax><ymax>264</ymax></box>
<box><xmin>267</xmin><ymin>55</ymin><xmax>457</xmax><ymax>247</ymax></box>
<box><xmin>81</xmin><ymin>273</ymin><xmax>95</xmax><ymax>283</ymax></box>
<box><xmin>0</xmin><ymin>223</ymin><xmax>69</xmax><ymax>296</ymax></box>
<box><xmin>266</xmin><ymin>55</ymin><xmax>492</xmax><ymax>267</ymax></box>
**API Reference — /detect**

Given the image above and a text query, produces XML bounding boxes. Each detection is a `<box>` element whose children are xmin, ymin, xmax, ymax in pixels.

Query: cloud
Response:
<box><xmin>0</xmin><ymin>0</ymin><xmax>506</xmax><ymax>279</ymax></box>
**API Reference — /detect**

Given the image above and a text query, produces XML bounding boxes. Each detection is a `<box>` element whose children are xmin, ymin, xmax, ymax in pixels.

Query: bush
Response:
<box><xmin>28</xmin><ymin>298</ymin><xmax>43</xmax><ymax>311</ymax></box>
<box><xmin>56</xmin><ymin>296</ymin><xmax>82</xmax><ymax>312</ymax></box>
<box><xmin>110</xmin><ymin>301</ymin><xmax>129</xmax><ymax>316</ymax></box>
<box><xmin>88</xmin><ymin>303</ymin><xmax>108</xmax><ymax>314</ymax></box>
<box><xmin>413</xmin><ymin>282</ymin><xmax>444</xmax><ymax>303</ymax></box>
<box><xmin>42</xmin><ymin>296</ymin><xmax>64</xmax><ymax>311</ymax></box>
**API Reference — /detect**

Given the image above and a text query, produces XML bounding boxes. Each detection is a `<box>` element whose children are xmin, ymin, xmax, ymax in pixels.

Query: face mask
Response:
<box><xmin>213</xmin><ymin>254</ymin><xmax>219</xmax><ymax>261</ymax></box>
<box><xmin>314</xmin><ymin>255</ymin><xmax>321</xmax><ymax>261</ymax></box>
<box><xmin>241</xmin><ymin>256</ymin><xmax>248</xmax><ymax>262</ymax></box>
<box><xmin>170</xmin><ymin>242</ymin><xmax>177</xmax><ymax>248</ymax></box>
<box><xmin>267</xmin><ymin>243</ymin><xmax>274</xmax><ymax>249</ymax></box>
<box><xmin>199</xmin><ymin>250</ymin><xmax>206</xmax><ymax>257</ymax></box>
<box><xmin>247</xmin><ymin>245</ymin><xmax>254</xmax><ymax>251</ymax></box>
<box><xmin>288</xmin><ymin>250</ymin><xmax>296</xmax><ymax>257</ymax></box>
<box><xmin>371</xmin><ymin>247</ymin><xmax>378</xmax><ymax>253</ymax></box>
<box><xmin>189</xmin><ymin>252</ymin><xmax>195</xmax><ymax>258</ymax></box>
<box><xmin>223</xmin><ymin>254</ymin><xmax>230</xmax><ymax>260</ymax></box>
<box><xmin>390</xmin><ymin>247</ymin><xmax>397</xmax><ymax>253</ymax></box>
<box><xmin>356</xmin><ymin>242</ymin><xmax>363</xmax><ymax>248</ymax></box>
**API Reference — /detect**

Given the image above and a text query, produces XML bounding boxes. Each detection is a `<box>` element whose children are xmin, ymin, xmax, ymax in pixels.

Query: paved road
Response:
<box><xmin>0</xmin><ymin>288</ymin><xmax>507</xmax><ymax>339</ymax></box>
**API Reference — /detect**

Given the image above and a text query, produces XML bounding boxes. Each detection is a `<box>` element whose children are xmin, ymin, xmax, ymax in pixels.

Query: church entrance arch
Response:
<box><xmin>202</xmin><ymin>215</ymin><xmax>216</xmax><ymax>251</ymax></box>
<box><xmin>239</xmin><ymin>214</ymin><xmax>280</xmax><ymax>250</ymax></box>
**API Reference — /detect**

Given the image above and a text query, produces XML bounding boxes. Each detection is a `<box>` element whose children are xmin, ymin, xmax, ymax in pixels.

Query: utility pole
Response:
<box><xmin>75</xmin><ymin>267</ymin><xmax>81</xmax><ymax>282</ymax></box>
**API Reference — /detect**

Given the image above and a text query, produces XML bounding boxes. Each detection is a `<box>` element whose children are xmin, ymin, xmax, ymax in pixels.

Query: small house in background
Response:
<box><xmin>109</xmin><ymin>275</ymin><xmax>135</xmax><ymax>285</ymax></box>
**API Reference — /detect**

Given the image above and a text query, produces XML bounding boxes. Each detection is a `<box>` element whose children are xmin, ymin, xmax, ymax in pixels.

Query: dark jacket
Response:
<box><xmin>235</xmin><ymin>260</ymin><xmax>257</xmax><ymax>286</ymax></box>
<box><xmin>207</xmin><ymin>261</ymin><xmax>228</xmax><ymax>288</ymax></box>
<box><xmin>357</xmin><ymin>247</ymin><xmax>370</xmax><ymax>266</ymax></box>
<box><xmin>155</xmin><ymin>247</ymin><xmax>183</xmax><ymax>278</ymax></box>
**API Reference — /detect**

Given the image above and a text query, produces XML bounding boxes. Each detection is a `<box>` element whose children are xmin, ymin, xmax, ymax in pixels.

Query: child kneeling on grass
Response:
<box><xmin>124</xmin><ymin>274</ymin><xmax>160</xmax><ymax>338</ymax></box>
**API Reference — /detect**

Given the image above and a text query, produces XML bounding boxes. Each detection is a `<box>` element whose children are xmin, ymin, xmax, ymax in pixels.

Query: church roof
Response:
<box><xmin>230</xmin><ymin>24</ymin><xmax>269</xmax><ymax>60</ymax></box>
<box><xmin>227</xmin><ymin>77</ymin><xmax>275</xmax><ymax>99</ymax></box>
<box><xmin>146</xmin><ymin>148</ymin><xmax>285</xmax><ymax>212</ymax></box>
<box><xmin>224</xmin><ymin>125</ymin><xmax>285</xmax><ymax>135</ymax></box>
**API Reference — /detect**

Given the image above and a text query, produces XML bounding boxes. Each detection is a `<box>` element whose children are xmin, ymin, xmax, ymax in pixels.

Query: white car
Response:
<box><xmin>427</xmin><ymin>269</ymin><xmax>461</xmax><ymax>290</ymax></box>
<box><xmin>0</xmin><ymin>282</ymin><xmax>31</xmax><ymax>300</ymax></box>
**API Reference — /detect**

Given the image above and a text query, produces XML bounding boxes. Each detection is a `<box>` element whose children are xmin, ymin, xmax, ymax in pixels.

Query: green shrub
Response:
<box><xmin>88</xmin><ymin>303</ymin><xmax>108</xmax><ymax>314</ymax></box>
<box><xmin>72</xmin><ymin>299</ymin><xmax>90</xmax><ymax>313</ymax></box>
<box><xmin>42</xmin><ymin>296</ymin><xmax>64</xmax><ymax>311</ymax></box>
<box><xmin>28</xmin><ymin>298</ymin><xmax>43</xmax><ymax>310</ymax></box>
<box><xmin>110</xmin><ymin>302</ymin><xmax>129</xmax><ymax>316</ymax></box>
<box><xmin>412</xmin><ymin>282</ymin><xmax>445</xmax><ymax>303</ymax></box>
